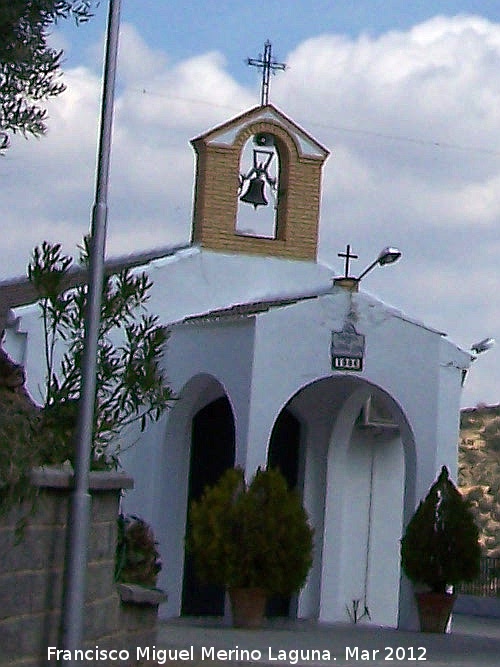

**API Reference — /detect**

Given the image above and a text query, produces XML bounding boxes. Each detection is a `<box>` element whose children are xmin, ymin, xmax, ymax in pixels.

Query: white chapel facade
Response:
<box><xmin>4</xmin><ymin>104</ymin><xmax>472</xmax><ymax>629</ymax></box>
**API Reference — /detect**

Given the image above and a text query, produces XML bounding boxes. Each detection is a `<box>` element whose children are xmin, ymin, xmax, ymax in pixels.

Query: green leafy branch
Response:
<box><xmin>28</xmin><ymin>238</ymin><xmax>175</xmax><ymax>469</ymax></box>
<box><xmin>0</xmin><ymin>1</ymin><xmax>99</xmax><ymax>151</ymax></box>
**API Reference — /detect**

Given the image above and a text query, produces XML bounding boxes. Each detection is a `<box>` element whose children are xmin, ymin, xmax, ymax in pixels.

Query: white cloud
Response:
<box><xmin>2</xmin><ymin>16</ymin><xmax>500</xmax><ymax>406</ymax></box>
<box><xmin>117</xmin><ymin>24</ymin><xmax>169</xmax><ymax>84</ymax></box>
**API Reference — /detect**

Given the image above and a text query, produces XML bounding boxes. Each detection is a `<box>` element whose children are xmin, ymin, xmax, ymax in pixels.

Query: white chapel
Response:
<box><xmin>4</xmin><ymin>103</ymin><xmax>473</xmax><ymax>629</ymax></box>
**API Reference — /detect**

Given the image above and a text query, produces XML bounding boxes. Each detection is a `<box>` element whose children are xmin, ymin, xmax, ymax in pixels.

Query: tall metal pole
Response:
<box><xmin>60</xmin><ymin>0</ymin><xmax>121</xmax><ymax>660</ymax></box>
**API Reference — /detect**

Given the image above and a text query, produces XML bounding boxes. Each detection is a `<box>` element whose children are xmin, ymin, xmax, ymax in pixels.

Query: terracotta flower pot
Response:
<box><xmin>229</xmin><ymin>587</ymin><xmax>267</xmax><ymax>628</ymax></box>
<box><xmin>416</xmin><ymin>591</ymin><xmax>457</xmax><ymax>633</ymax></box>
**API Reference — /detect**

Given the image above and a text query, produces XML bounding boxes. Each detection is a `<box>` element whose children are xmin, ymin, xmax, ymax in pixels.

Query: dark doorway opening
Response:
<box><xmin>181</xmin><ymin>396</ymin><xmax>235</xmax><ymax>616</ymax></box>
<box><xmin>268</xmin><ymin>408</ymin><xmax>301</xmax><ymax>489</ymax></box>
<box><xmin>267</xmin><ymin>407</ymin><xmax>302</xmax><ymax>617</ymax></box>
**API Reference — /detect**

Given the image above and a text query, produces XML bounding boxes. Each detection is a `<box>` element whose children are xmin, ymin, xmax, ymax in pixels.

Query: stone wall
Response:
<box><xmin>0</xmin><ymin>468</ymin><xmax>163</xmax><ymax>667</ymax></box>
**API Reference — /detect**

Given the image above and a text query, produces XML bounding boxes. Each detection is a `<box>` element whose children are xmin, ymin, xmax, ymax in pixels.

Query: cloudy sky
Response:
<box><xmin>2</xmin><ymin>1</ymin><xmax>500</xmax><ymax>407</ymax></box>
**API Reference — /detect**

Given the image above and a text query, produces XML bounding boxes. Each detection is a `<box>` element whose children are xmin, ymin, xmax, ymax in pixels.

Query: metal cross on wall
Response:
<box><xmin>338</xmin><ymin>244</ymin><xmax>359</xmax><ymax>278</ymax></box>
<box><xmin>247</xmin><ymin>40</ymin><xmax>286</xmax><ymax>106</ymax></box>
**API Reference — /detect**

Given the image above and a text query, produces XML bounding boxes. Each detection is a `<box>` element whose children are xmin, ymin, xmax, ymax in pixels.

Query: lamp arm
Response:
<box><xmin>357</xmin><ymin>259</ymin><xmax>379</xmax><ymax>281</ymax></box>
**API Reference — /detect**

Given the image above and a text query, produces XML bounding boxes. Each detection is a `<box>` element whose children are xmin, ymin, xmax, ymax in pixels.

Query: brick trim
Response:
<box><xmin>190</xmin><ymin>108</ymin><xmax>328</xmax><ymax>261</ymax></box>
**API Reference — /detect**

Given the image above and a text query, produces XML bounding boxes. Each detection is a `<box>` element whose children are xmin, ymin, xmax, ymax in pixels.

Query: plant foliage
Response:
<box><xmin>0</xmin><ymin>0</ymin><xmax>99</xmax><ymax>151</ymax></box>
<box><xmin>188</xmin><ymin>466</ymin><xmax>314</xmax><ymax>595</ymax></box>
<box><xmin>401</xmin><ymin>466</ymin><xmax>481</xmax><ymax>593</ymax></box>
<box><xmin>115</xmin><ymin>514</ymin><xmax>162</xmax><ymax>588</ymax></box>
<box><xmin>0</xmin><ymin>366</ymin><xmax>40</xmax><ymax>524</ymax></box>
<box><xmin>27</xmin><ymin>238</ymin><xmax>174</xmax><ymax>469</ymax></box>
<box><xmin>0</xmin><ymin>348</ymin><xmax>73</xmax><ymax>533</ymax></box>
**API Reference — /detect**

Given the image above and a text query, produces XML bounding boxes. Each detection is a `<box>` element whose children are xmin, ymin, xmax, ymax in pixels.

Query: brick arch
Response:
<box><xmin>191</xmin><ymin>113</ymin><xmax>325</xmax><ymax>260</ymax></box>
<box><xmin>234</xmin><ymin>122</ymin><xmax>295</xmax><ymax>242</ymax></box>
<box><xmin>233</xmin><ymin>120</ymin><xmax>300</xmax><ymax>162</ymax></box>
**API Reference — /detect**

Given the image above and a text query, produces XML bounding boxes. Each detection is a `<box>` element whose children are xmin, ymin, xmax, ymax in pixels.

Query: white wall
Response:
<box><xmin>316</xmin><ymin>382</ymin><xmax>406</xmax><ymax>628</ymax></box>
<box><xmin>333</xmin><ymin>424</ymin><xmax>404</xmax><ymax>627</ymax></box>
<box><xmin>435</xmin><ymin>338</ymin><xmax>472</xmax><ymax>480</ymax></box>
<box><xmin>4</xmin><ymin>305</ymin><xmax>50</xmax><ymax>405</ymax></box>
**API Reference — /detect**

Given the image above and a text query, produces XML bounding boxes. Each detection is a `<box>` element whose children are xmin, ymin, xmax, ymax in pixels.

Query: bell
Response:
<box><xmin>240</xmin><ymin>176</ymin><xmax>268</xmax><ymax>209</ymax></box>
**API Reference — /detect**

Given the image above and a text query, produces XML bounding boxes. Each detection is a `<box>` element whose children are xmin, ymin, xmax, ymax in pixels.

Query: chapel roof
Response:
<box><xmin>191</xmin><ymin>103</ymin><xmax>329</xmax><ymax>160</ymax></box>
<box><xmin>0</xmin><ymin>242</ymin><xmax>191</xmax><ymax>334</ymax></box>
<box><xmin>181</xmin><ymin>294</ymin><xmax>319</xmax><ymax>324</ymax></box>
<box><xmin>1</xmin><ymin>242</ymin><xmax>449</xmax><ymax>339</ymax></box>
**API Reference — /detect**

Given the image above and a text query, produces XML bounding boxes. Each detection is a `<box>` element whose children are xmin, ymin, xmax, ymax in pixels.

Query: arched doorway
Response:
<box><xmin>268</xmin><ymin>408</ymin><xmax>301</xmax><ymax>490</ymax></box>
<box><xmin>268</xmin><ymin>376</ymin><xmax>415</xmax><ymax>626</ymax></box>
<box><xmin>181</xmin><ymin>396</ymin><xmax>235</xmax><ymax>616</ymax></box>
<box><xmin>267</xmin><ymin>407</ymin><xmax>302</xmax><ymax>617</ymax></box>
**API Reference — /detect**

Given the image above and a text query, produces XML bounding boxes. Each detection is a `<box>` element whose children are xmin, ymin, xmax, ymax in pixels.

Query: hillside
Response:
<box><xmin>459</xmin><ymin>404</ymin><xmax>500</xmax><ymax>557</ymax></box>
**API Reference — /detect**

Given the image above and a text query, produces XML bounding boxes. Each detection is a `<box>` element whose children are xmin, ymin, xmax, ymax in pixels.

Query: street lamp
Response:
<box><xmin>335</xmin><ymin>245</ymin><xmax>402</xmax><ymax>290</ymax></box>
<box><xmin>357</xmin><ymin>247</ymin><xmax>402</xmax><ymax>280</ymax></box>
<box><xmin>471</xmin><ymin>338</ymin><xmax>495</xmax><ymax>355</ymax></box>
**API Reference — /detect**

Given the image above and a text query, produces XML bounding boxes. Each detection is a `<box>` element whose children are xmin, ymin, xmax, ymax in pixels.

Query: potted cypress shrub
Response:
<box><xmin>401</xmin><ymin>466</ymin><xmax>481</xmax><ymax>632</ymax></box>
<box><xmin>187</xmin><ymin>466</ymin><xmax>314</xmax><ymax>628</ymax></box>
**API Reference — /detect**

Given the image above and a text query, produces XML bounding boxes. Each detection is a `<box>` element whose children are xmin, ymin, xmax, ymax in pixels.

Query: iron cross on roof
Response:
<box><xmin>338</xmin><ymin>244</ymin><xmax>359</xmax><ymax>278</ymax></box>
<box><xmin>247</xmin><ymin>40</ymin><xmax>286</xmax><ymax>106</ymax></box>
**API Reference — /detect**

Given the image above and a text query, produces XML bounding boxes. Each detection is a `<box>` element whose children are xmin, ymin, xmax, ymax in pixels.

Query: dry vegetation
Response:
<box><xmin>459</xmin><ymin>404</ymin><xmax>500</xmax><ymax>557</ymax></box>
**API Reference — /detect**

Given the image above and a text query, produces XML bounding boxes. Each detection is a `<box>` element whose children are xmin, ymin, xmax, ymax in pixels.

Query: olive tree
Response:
<box><xmin>0</xmin><ymin>1</ymin><xmax>99</xmax><ymax>151</ymax></box>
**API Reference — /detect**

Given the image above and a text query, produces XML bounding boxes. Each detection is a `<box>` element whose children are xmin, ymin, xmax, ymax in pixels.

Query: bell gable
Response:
<box><xmin>190</xmin><ymin>104</ymin><xmax>329</xmax><ymax>261</ymax></box>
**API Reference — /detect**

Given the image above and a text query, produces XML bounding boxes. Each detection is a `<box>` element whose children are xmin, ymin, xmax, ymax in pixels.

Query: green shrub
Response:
<box><xmin>401</xmin><ymin>466</ymin><xmax>481</xmax><ymax>593</ymax></box>
<box><xmin>187</xmin><ymin>467</ymin><xmax>314</xmax><ymax>595</ymax></box>
<box><xmin>27</xmin><ymin>239</ymin><xmax>174</xmax><ymax>469</ymax></box>
<box><xmin>1</xmin><ymin>238</ymin><xmax>174</xmax><ymax>532</ymax></box>
<box><xmin>0</xmin><ymin>385</ymin><xmax>40</xmax><ymax>516</ymax></box>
